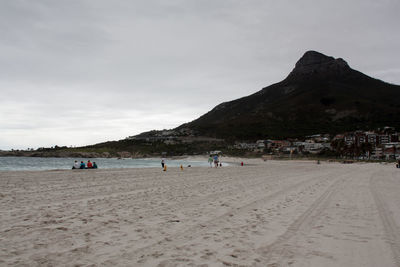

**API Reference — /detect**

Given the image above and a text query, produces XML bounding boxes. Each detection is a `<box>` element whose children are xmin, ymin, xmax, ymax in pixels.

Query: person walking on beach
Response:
<box><xmin>208</xmin><ymin>155</ymin><xmax>213</xmax><ymax>167</ymax></box>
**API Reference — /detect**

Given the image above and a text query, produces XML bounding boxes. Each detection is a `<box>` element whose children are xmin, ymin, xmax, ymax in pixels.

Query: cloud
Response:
<box><xmin>0</xmin><ymin>0</ymin><xmax>399</xmax><ymax>149</ymax></box>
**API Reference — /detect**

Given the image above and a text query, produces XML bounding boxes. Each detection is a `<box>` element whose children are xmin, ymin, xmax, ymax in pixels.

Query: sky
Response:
<box><xmin>1</xmin><ymin>0</ymin><xmax>400</xmax><ymax>150</ymax></box>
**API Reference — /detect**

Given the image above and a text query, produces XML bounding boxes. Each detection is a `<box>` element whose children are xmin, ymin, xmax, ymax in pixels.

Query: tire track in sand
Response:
<box><xmin>257</xmin><ymin>171</ymin><xmax>349</xmax><ymax>266</ymax></box>
<box><xmin>110</xmin><ymin>170</ymin><xmax>339</xmax><ymax>265</ymax></box>
<box><xmin>370</xmin><ymin>171</ymin><xmax>400</xmax><ymax>266</ymax></box>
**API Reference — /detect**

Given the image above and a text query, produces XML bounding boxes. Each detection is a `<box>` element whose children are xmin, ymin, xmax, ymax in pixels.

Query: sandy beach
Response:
<box><xmin>1</xmin><ymin>159</ymin><xmax>399</xmax><ymax>266</ymax></box>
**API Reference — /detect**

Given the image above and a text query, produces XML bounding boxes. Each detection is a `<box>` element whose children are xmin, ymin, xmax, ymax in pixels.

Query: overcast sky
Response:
<box><xmin>1</xmin><ymin>0</ymin><xmax>399</xmax><ymax>150</ymax></box>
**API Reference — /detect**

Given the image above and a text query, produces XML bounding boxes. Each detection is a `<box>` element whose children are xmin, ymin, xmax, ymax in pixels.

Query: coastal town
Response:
<box><xmin>233</xmin><ymin>127</ymin><xmax>400</xmax><ymax>160</ymax></box>
<box><xmin>127</xmin><ymin>126</ymin><xmax>400</xmax><ymax>160</ymax></box>
<box><xmin>1</xmin><ymin>127</ymin><xmax>399</xmax><ymax>162</ymax></box>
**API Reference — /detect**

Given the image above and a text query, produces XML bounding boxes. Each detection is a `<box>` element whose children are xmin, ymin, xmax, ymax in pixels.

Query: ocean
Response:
<box><xmin>0</xmin><ymin>156</ymin><xmax>211</xmax><ymax>171</ymax></box>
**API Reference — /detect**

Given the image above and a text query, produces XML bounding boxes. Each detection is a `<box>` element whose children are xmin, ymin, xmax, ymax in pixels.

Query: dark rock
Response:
<box><xmin>286</xmin><ymin>50</ymin><xmax>351</xmax><ymax>81</ymax></box>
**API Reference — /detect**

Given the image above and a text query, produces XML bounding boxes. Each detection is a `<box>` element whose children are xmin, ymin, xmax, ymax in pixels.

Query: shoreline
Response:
<box><xmin>1</xmin><ymin>155</ymin><xmax>396</xmax><ymax>173</ymax></box>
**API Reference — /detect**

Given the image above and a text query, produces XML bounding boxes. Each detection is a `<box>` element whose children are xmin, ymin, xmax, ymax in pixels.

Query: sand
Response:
<box><xmin>1</xmin><ymin>159</ymin><xmax>399</xmax><ymax>266</ymax></box>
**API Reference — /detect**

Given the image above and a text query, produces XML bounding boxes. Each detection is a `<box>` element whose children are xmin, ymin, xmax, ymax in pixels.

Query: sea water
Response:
<box><xmin>0</xmin><ymin>156</ymin><xmax>211</xmax><ymax>171</ymax></box>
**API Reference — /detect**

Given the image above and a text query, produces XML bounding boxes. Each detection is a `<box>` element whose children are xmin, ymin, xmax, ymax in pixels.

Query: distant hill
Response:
<box><xmin>174</xmin><ymin>51</ymin><xmax>400</xmax><ymax>140</ymax></box>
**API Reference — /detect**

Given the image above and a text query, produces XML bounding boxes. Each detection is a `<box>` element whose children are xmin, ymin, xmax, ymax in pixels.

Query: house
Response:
<box><xmin>306</xmin><ymin>134</ymin><xmax>330</xmax><ymax>142</ymax></box>
<box><xmin>321</xmin><ymin>143</ymin><xmax>332</xmax><ymax>149</ymax></box>
<box><xmin>366</xmin><ymin>133</ymin><xmax>377</xmax><ymax>145</ymax></box>
<box><xmin>344</xmin><ymin>134</ymin><xmax>356</xmax><ymax>146</ymax></box>
<box><xmin>383</xmin><ymin>143</ymin><xmax>400</xmax><ymax>160</ymax></box>
<box><xmin>164</xmin><ymin>139</ymin><xmax>177</xmax><ymax>145</ymax></box>
<box><xmin>256</xmin><ymin>140</ymin><xmax>266</xmax><ymax>149</ymax></box>
<box><xmin>269</xmin><ymin>140</ymin><xmax>290</xmax><ymax>149</ymax></box>
<box><xmin>303</xmin><ymin>142</ymin><xmax>324</xmax><ymax>153</ymax></box>
<box><xmin>234</xmin><ymin>143</ymin><xmax>257</xmax><ymax>150</ymax></box>
<box><xmin>378</xmin><ymin>135</ymin><xmax>390</xmax><ymax>145</ymax></box>
<box><xmin>371</xmin><ymin>147</ymin><xmax>383</xmax><ymax>159</ymax></box>
<box><xmin>333</xmin><ymin>134</ymin><xmax>344</xmax><ymax>141</ymax></box>
<box><xmin>356</xmin><ymin>133</ymin><xmax>367</xmax><ymax>146</ymax></box>
<box><xmin>390</xmin><ymin>133</ymin><xmax>399</xmax><ymax>142</ymax></box>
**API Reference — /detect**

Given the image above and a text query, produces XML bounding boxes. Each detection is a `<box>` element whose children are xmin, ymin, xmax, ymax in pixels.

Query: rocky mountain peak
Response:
<box><xmin>287</xmin><ymin>50</ymin><xmax>350</xmax><ymax>81</ymax></box>
<box><xmin>295</xmin><ymin>51</ymin><xmax>335</xmax><ymax>68</ymax></box>
<box><xmin>142</xmin><ymin>50</ymin><xmax>400</xmax><ymax>141</ymax></box>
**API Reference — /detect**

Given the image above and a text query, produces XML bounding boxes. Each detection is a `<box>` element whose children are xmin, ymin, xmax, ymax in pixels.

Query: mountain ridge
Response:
<box><xmin>172</xmin><ymin>50</ymin><xmax>400</xmax><ymax>140</ymax></box>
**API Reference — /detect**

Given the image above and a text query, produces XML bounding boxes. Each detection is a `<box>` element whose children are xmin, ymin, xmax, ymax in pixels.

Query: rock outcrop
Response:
<box><xmin>286</xmin><ymin>50</ymin><xmax>351</xmax><ymax>80</ymax></box>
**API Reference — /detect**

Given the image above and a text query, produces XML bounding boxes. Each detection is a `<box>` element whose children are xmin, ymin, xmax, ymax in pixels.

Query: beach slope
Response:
<box><xmin>1</xmin><ymin>160</ymin><xmax>399</xmax><ymax>266</ymax></box>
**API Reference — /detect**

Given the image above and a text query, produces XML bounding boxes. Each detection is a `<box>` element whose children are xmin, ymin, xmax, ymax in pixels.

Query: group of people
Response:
<box><xmin>159</xmin><ymin>157</ymin><xmax>196</xmax><ymax>171</ymax></box>
<box><xmin>72</xmin><ymin>160</ymin><xmax>98</xmax><ymax>169</ymax></box>
<box><xmin>208</xmin><ymin>155</ymin><xmax>222</xmax><ymax>168</ymax></box>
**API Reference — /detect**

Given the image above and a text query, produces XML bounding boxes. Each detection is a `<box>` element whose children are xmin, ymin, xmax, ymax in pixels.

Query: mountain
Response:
<box><xmin>175</xmin><ymin>51</ymin><xmax>400</xmax><ymax>140</ymax></box>
<box><xmin>7</xmin><ymin>51</ymin><xmax>400</xmax><ymax>158</ymax></box>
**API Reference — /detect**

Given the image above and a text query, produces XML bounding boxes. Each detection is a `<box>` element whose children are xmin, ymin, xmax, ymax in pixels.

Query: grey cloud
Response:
<box><xmin>0</xmin><ymin>0</ymin><xmax>399</xmax><ymax>149</ymax></box>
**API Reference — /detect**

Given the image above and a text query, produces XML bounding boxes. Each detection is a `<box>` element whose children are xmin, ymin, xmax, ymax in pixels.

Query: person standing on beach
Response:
<box><xmin>161</xmin><ymin>157</ymin><xmax>165</xmax><ymax>168</ymax></box>
<box><xmin>208</xmin><ymin>156</ymin><xmax>213</xmax><ymax>167</ymax></box>
<box><xmin>213</xmin><ymin>155</ymin><xmax>219</xmax><ymax>168</ymax></box>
